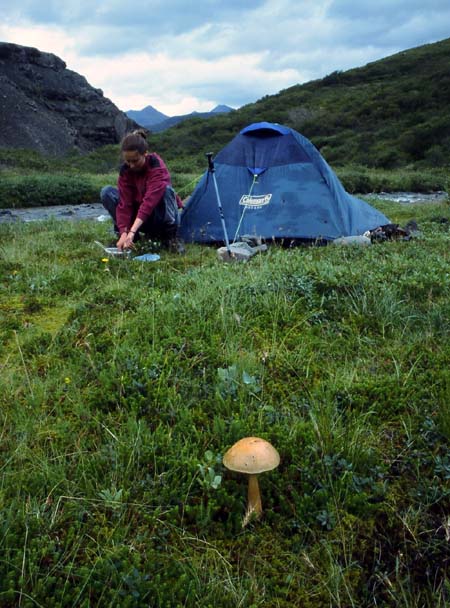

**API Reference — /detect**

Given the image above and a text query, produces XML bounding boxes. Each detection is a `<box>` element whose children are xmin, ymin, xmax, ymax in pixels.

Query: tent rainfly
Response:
<box><xmin>179</xmin><ymin>122</ymin><xmax>389</xmax><ymax>244</ymax></box>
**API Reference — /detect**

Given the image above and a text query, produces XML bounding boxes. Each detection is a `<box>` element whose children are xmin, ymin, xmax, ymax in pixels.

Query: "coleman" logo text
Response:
<box><xmin>239</xmin><ymin>194</ymin><xmax>272</xmax><ymax>209</ymax></box>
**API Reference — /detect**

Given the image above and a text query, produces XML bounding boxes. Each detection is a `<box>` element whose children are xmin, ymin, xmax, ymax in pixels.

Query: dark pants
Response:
<box><xmin>100</xmin><ymin>185</ymin><xmax>180</xmax><ymax>240</ymax></box>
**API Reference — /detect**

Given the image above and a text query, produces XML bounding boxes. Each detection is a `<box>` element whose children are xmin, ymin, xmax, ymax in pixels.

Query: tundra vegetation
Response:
<box><xmin>0</xmin><ymin>145</ymin><xmax>448</xmax><ymax>210</ymax></box>
<box><xmin>0</xmin><ymin>190</ymin><xmax>449</xmax><ymax>606</ymax></box>
<box><xmin>0</xmin><ymin>35</ymin><xmax>449</xmax><ymax>608</ymax></box>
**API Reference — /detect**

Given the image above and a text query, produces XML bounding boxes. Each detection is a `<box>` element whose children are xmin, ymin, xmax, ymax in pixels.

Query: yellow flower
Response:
<box><xmin>64</xmin><ymin>377</ymin><xmax>71</xmax><ymax>384</ymax></box>
<box><xmin>101</xmin><ymin>258</ymin><xmax>109</xmax><ymax>263</ymax></box>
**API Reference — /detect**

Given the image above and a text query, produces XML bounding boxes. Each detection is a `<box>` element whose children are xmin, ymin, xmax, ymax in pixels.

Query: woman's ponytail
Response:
<box><xmin>120</xmin><ymin>129</ymin><xmax>149</xmax><ymax>154</ymax></box>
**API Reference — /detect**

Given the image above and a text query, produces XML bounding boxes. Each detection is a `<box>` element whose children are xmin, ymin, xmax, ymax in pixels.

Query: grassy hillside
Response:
<box><xmin>150</xmin><ymin>37</ymin><xmax>450</xmax><ymax>170</ymax></box>
<box><xmin>0</xmin><ymin>199</ymin><xmax>449</xmax><ymax>606</ymax></box>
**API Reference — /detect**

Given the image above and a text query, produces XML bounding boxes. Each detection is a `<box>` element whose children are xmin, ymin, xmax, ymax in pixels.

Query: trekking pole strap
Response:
<box><xmin>206</xmin><ymin>152</ymin><xmax>215</xmax><ymax>172</ymax></box>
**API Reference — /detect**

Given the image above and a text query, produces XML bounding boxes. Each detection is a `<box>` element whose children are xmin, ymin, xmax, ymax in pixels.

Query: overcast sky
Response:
<box><xmin>1</xmin><ymin>1</ymin><xmax>449</xmax><ymax>116</ymax></box>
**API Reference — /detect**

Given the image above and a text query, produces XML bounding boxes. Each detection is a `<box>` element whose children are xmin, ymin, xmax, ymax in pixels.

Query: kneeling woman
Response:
<box><xmin>101</xmin><ymin>130</ymin><xmax>184</xmax><ymax>253</ymax></box>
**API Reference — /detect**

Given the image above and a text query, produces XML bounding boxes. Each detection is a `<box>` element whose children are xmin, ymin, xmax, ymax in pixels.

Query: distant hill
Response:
<box><xmin>126</xmin><ymin>105</ymin><xmax>169</xmax><ymax>127</ymax></box>
<box><xmin>0</xmin><ymin>42</ymin><xmax>138</xmax><ymax>155</ymax></box>
<box><xmin>141</xmin><ymin>104</ymin><xmax>234</xmax><ymax>132</ymax></box>
<box><xmin>211</xmin><ymin>105</ymin><xmax>234</xmax><ymax>114</ymax></box>
<box><xmin>151</xmin><ymin>38</ymin><xmax>450</xmax><ymax>170</ymax></box>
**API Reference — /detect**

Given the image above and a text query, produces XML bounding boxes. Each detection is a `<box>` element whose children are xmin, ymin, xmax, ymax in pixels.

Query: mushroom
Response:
<box><xmin>223</xmin><ymin>436</ymin><xmax>280</xmax><ymax>526</ymax></box>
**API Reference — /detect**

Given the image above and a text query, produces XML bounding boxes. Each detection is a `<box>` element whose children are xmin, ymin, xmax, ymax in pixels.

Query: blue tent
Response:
<box><xmin>179</xmin><ymin>122</ymin><xmax>389</xmax><ymax>243</ymax></box>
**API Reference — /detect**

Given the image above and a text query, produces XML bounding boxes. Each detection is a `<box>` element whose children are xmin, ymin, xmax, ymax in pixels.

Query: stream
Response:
<box><xmin>0</xmin><ymin>192</ymin><xmax>447</xmax><ymax>224</ymax></box>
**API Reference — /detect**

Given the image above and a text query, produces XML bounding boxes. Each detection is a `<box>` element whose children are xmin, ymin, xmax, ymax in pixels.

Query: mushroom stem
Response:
<box><xmin>243</xmin><ymin>474</ymin><xmax>262</xmax><ymax>526</ymax></box>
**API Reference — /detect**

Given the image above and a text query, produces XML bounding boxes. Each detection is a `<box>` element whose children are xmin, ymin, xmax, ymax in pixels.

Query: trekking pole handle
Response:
<box><xmin>206</xmin><ymin>152</ymin><xmax>215</xmax><ymax>172</ymax></box>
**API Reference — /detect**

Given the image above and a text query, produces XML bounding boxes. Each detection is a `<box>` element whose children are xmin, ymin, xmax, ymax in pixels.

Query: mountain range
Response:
<box><xmin>126</xmin><ymin>104</ymin><xmax>234</xmax><ymax>132</ymax></box>
<box><xmin>126</xmin><ymin>105</ymin><xmax>169</xmax><ymax>127</ymax></box>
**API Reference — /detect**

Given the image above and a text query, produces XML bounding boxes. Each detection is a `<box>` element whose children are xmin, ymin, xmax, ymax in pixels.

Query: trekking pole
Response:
<box><xmin>206</xmin><ymin>152</ymin><xmax>232</xmax><ymax>256</ymax></box>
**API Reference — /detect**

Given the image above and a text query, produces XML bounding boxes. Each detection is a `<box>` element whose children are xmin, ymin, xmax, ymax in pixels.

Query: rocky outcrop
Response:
<box><xmin>0</xmin><ymin>42</ymin><xmax>138</xmax><ymax>155</ymax></box>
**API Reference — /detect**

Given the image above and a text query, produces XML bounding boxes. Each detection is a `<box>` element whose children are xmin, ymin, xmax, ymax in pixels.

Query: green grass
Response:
<box><xmin>0</xmin><ymin>198</ymin><xmax>449</xmax><ymax>607</ymax></box>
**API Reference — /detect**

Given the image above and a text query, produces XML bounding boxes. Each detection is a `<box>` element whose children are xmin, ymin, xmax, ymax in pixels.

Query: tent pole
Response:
<box><xmin>206</xmin><ymin>153</ymin><xmax>232</xmax><ymax>256</ymax></box>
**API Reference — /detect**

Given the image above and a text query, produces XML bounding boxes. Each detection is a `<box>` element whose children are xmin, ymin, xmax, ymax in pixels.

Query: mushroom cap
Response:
<box><xmin>222</xmin><ymin>436</ymin><xmax>280</xmax><ymax>474</ymax></box>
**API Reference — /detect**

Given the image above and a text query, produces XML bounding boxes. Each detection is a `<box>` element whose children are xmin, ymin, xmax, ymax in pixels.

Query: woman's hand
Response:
<box><xmin>117</xmin><ymin>232</ymin><xmax>135</xmax><ymax>250</ymax></box>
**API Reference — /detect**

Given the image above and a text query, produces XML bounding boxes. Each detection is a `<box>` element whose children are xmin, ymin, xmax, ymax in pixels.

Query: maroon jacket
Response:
<box><xmin>116</xmin><ymin>153</ymin><xmax>171</xmax><ymax>234</ymax></box>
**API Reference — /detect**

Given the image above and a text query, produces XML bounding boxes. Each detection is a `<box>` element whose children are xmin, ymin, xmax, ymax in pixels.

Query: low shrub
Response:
<box><xmin>337</xmin><ymin>165</ymin><xmax>449</xmax><ymax>194</ymax></box>
<box><xmin>0</xmin><ymin>173</ymin><xmax>100</xmax><ymax>208</ymax></box>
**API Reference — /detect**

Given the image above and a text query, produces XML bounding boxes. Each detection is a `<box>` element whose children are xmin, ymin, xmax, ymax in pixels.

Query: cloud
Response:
<box><xmin>326</xmin><ymin>0</ymin><xmax>450</xmax><ymax>48</ymax></box>
<box><xmin>328</xmin><ymin>0</ymin><xmax>450</xmax><ymax>19</ymax></box>
<box><xmin>6</xmin><ymin>0</ymin><xmax>266</xmax><ymax>38</ymax></box>
<box><xmin>73</xmin><ymin>50</ymin><xmax>301</xmax><ymax>113</ymax></box>
<box><xmin>1</xmin><ymin>0</ymin><xmax>449</xmax><ymax>114</ymax></box>
<box><xmin>0</xmin><ymin>22</ymin><xmax>78</xmax><ymax>63</ymax></box>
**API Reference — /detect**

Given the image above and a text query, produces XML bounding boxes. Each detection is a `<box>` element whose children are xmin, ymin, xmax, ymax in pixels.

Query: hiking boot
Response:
<box><xmin>167</xmin><ymin>237</ymin><xmax>186</xmax><ymax>255</ymax></box>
